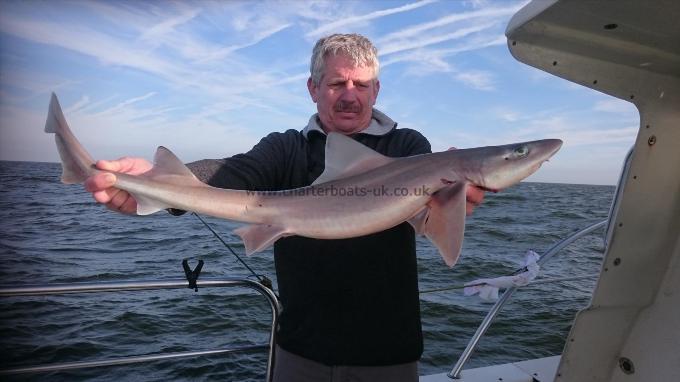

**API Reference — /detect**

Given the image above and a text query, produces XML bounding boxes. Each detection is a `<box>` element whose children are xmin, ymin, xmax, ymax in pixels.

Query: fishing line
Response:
<box><xmin>192</xmin><ymin>212</ymin><xmax>273</xmax><ymax>290</ymax></box>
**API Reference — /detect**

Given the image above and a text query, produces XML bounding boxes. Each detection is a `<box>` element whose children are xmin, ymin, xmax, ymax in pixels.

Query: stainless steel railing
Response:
<box><xmin>448</xmin><ymin>219</ymin><xmax>607</xmax><ymax>379</ymax></box>
<box><xmin>0</xmin><ymin>278</ymin><xmax>281</xmax><ymax>382</ymax></box>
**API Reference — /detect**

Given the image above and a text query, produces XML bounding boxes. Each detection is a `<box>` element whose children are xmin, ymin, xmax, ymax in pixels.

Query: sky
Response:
<box><xmin>0</xmin><ymin>0</ymin><xmax>640</xmax><ymax>185</ymax></box>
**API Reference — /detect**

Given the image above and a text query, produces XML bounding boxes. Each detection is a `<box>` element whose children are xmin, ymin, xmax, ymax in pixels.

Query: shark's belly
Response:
<box><xmin>278</xmin><ymin>193</ymin><xmax>429</xmax><ymax>239</ymax></box>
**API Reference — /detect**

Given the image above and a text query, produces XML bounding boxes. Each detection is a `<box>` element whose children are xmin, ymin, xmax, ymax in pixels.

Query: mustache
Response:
<box><xmin>334</xmin><ymin>100</ymin><xmax>361</xmax><ymax>113</ymax></box>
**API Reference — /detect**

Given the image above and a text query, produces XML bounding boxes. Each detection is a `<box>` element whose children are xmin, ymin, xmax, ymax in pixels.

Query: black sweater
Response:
<box><xmin>188</xmin><ymin>127</ymin><xmax>431</xmax><ymax>366</ymax></box>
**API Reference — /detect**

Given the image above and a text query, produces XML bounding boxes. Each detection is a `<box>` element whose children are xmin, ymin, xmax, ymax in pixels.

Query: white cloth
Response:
<box><xmin>463</xmin><ymin>250</ymin><xmax>540</xmax><ymax>301</ymax></box>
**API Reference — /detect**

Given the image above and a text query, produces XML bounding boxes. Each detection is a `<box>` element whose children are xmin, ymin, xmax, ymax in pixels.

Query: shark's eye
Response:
<box><xmin>513</xmin><ymin>145</ymin><xmax>529</xmax><ymax>157</ymax></box>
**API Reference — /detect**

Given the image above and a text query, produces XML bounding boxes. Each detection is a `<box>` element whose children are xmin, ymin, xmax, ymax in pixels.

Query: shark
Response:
<box><xmin>45</xmin><ymin>93</ymin><xmax>562</xmax><ymax>267</ymax></box>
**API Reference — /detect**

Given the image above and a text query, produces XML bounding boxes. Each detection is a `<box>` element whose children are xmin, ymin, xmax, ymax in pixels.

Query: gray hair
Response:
<box><xmin>310</xmin><ymin>33</ymin><xmax>379</xmax><ymax>86</ymax></box>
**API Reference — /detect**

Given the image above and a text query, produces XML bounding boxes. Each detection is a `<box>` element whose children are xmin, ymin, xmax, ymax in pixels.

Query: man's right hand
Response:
<box><xmin>84</xmin><ymin>157</ymin><xmax>153</xmax><ymax>215</ymax></box>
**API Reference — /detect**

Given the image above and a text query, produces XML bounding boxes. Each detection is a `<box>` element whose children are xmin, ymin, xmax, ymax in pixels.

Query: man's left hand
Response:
<box><xmin>465</xmin><ymin>185</ymin><xmax>485</xmax><ymax>215</ymax></box>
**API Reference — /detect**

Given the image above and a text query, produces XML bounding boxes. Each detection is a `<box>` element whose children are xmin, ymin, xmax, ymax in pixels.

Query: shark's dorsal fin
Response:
<box><xmin>132</xmin><ymin>146</ymin><xmax>206</xmax><ymax>215</ymax></box>
<box><xmin>150</xmin><ymin>146</ymin><xmax>200</xmax><ymax>181</ymax></box>
<box><xmin>312</xmin><ymin>132</ymin><xmax>395</xmax><ymax>185</ymax></box>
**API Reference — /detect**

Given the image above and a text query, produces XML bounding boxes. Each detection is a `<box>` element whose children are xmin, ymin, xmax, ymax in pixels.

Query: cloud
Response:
<box><xmin>593</xmin><ymin>99</ymin><xmax>637</xmax><ymax>114</ymax></box>
<box><xmin>378</xmin><ymin>3</ymin><xmax>522</xmax><ymax>44</ymax></box>
<box><xmin>454</xmin><ymin>70</ymin><xmax>496</xmax><ymax>91</ymax></box>
<box><xmin>513</xmin><ymin>115</ymin><xmax>638</xmax><ymax>147</ymax></box>
<box><xmin>0</xmin><ymin>3</ymin><xmax>314</xmax><ymax>121</ymax></box>
<box><xmin>193</xmin><ymin>22</ymin><xmax>293</xmax><ymax>64</ymax></box>
<box><xmin>306</xmin><ymin>0</ymin><xmax>438</xmax><ymax>38</ymax></box>
<box><xmin>381</xmin><ymin>34</ymin><xmax>505</xmax><ymax>68</ymax></box>
<box><xmin>464</xmin><ymin>0</ymin><xmax>493</xmax><ymax>9</ymax></box>
<box><xmin>379</xmin><ymin>31</ymin><xmax>505</xmax><ymax>90</ymax></box>
<box><xmin>30</xmin><ymin>94</ymin><xmax>268</xmax><ymax>164</ymax></box>
<box><xmin>64</xmin><ymin>95</ymin><xmax>91</xmax><ymax>114</ymax></box>
<box><xmin>426</xmin><ymin>109</ymin><xmax>638</xmax><ymax>152</ymax></box>
<box><xmin>0</xmin><ymin>14</ymin><xmax>181</xmax><ymax>81</ymax></box>
<box><xmin>0</xmin><ymin>103</ymin><xmax>55</xmax><ymax>162</ymax></box>
<box><xmin>0</xmin><ymin>66</ymin><xmax>79</xmax><ymax>100</ymax></box>
<box><xmin>380</xmin><ymin>21</ymin><xmax>499</xmax><ymax>56</ymax></box>
<box><xmin>376</xmin><ymin>6</ymin><xmax>509</xmax><ymax>81</ymax></box>
<box><xmin>494</xmin><ymin>108</ymin><xmax>520</xmax><ymax>122</ymax></box>
<box><xmin>140</xmin><ymin>7</ymin><xmax>202</xmax><ymax>43</ymax></box>
<box><xmin>551</xmin><ymin>125</ymin><xmax>638</xmax><ymax>147</ymax></box>
<box><xmin>0</xmin><ymin>0</ymin><xmax>639</xmax><ymax>187</ymax></box>
<box><xmin>119</xmin><ymin>92</ymin><xmax>157</xmax><ymax>107</ymax></box>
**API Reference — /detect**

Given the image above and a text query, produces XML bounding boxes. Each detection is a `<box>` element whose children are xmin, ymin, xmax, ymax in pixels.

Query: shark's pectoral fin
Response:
<box><xmin>234</xmin><ymin>224</ymin><xmax>288</xmax><ymax>255</ymax></box>
<box><xmin>423</xmin><ymin>182</ymin><xmax>467</xmax><ymax>267</ymax></box>
<box><xmin>132</xmin><ymin>194</ymin><xmax>171</xmax><ymax>215</ymax></box>
<box><xmin>407</xmin><ymin>207</ymin><xmax>429</xmax><ymax>234</ymax></box>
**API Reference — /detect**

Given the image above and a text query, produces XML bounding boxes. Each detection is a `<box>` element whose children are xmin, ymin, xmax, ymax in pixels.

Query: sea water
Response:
<box><xmin>0</xmin><ymin>161</ymin><xmax>613</xmax><ymax>381</ymax></box>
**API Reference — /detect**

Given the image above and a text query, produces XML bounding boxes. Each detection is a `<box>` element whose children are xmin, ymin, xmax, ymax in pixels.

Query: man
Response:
<box><xmin>86</xmin><ymin>34</ymin><xmax>484</xmax><ymax>381</ymax></box>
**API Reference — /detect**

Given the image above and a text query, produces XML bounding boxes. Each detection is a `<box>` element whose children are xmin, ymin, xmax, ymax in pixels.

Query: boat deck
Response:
<box><xmin>421</xmin><ymin>355</ymin><xmax>560</xmax><ymax>382</ymax></box>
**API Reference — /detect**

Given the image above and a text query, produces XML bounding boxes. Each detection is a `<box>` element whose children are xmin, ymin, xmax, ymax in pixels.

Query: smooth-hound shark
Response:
<box><xmin>45</xmin><ymin>93</ymin><xmax>562</xmax><ymax>267</ymax></box>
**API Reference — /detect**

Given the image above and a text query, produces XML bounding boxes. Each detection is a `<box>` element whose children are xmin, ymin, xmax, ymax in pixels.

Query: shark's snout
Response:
<box><xmin>546</xmin><ymin>139</ymin><xmax>563</xmax><ymax>157</ymax></box>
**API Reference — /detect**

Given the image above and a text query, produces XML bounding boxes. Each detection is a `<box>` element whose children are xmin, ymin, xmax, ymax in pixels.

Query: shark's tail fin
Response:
<box><xmin>44</xmin><ymin>93</ymin><xmax>67</xmax><ymax>134</ymax></box>
<box><xmin>45</xmin><ymin>93</ymin><xmax>96</xmax><ymax>184</ymax></box>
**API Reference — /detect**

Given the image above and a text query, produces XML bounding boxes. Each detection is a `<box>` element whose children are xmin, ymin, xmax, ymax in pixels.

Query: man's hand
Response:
<box><xmin>84</xmin><ymin>157</ymin><xmax>153</xmax><ymax>215</ymax></box>
<box><xmin>447</xmin><ymin>146</ymin><xmax>485</xmax><ymax>215</ymax></box>
<box><xmin>465</xmin><ymin>185</ymin><xmax>485</xmax><ymax>215</ymax></box>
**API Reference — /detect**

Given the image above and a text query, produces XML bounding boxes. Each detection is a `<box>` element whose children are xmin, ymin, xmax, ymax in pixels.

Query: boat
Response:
<box><xmin>1</xmin><ymin>0</ymin><xmax>678</xmax><ymax>381</ymax></box>
<box><xmin>423</xmin><ymin>0</ymin><xmax>680</xmax><ymax>380</ymax></box>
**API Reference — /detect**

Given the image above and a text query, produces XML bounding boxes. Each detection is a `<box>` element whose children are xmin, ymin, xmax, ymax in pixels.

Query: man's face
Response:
<box><xmin>307</xmin><ymin>54</ymin><xmax>380</xmax><ymax>135</ymax></box>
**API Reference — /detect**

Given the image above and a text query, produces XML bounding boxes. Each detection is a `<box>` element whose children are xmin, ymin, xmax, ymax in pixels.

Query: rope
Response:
<box><xmin>419</xmin><ymin>274</ymin><xmax>598</xmax><ymax>295</ymax></box>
